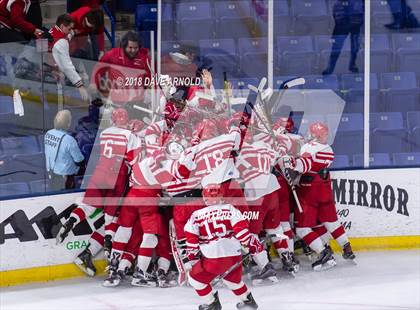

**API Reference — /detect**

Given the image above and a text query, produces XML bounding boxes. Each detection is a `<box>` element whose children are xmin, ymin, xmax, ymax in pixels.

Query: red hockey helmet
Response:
<box><xmin>194</xmin><ymin>119</ymin><xmax>219</xmax><ymax>141</ymax></box>
<box><xmin>308</xmin><ymin>122</ymin><xmax>329</xmax><ymax>144</ymax></box>
<box><xmin>111</xmin><ymin>108</ymin><xmax>129</xmax><ymax>127</ymax></box>
<box><xmin>202</xmin><ymin>184</ymin><xmax>224</xmax><ymax>206</ymax></box>
<box><xmin>128</xmin><ymin>119</ymin><xmax>144</xmax><ymax>133</ymax></box>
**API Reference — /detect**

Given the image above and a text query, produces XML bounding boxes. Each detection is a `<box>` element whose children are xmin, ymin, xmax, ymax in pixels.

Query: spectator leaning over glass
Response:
<box><xmin>45</xmin><ymin>110</ymin><xmax>85</xmax><ymax>191</ymax></box>
<box><xmin>48</xmin><ymin>14</ymin><xmax>90</xmax><ymax>101</ymax></box>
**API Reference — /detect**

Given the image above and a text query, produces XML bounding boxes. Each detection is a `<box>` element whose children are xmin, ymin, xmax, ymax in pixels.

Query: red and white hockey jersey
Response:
<box><xmin>184</xmin><ymin>203</ymin><xmax>250</xmax><ymax>259</ymax></box>
<box><xmin>237</xmin><ymin>141</ymin><xmax>280</xmax><ymax>200</ymax></box>
<box><xmin>144</xmin><ymin>120</ymin><xmax>169</xmax><ymax>157</ymax></box>
<box><xmin>295</xmin><ymin>141</ymin><xmax>334</xmax><ymax>174</ymax></box>
<box><xmin>177</xmin><ymin>130</ymin><xmax>242</xmax><ymax>187</ymax></box>
<box><xmin>97</xmin><ymin>126</ymin><xmax>140</xmax><ymax>169</ymax></box>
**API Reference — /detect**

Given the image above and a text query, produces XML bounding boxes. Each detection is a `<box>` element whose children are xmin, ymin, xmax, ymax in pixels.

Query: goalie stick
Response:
<box><xmin>169</xmin><ymin>219</ymin><xmax>188</xmax><ymax>286</ymax></box>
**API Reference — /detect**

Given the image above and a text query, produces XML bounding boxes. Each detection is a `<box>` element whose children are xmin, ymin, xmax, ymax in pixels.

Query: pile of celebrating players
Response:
<box><xmin>56</xmin><ymin>75</ymin><xmax>356</xmax><ymax>310</ymax></box>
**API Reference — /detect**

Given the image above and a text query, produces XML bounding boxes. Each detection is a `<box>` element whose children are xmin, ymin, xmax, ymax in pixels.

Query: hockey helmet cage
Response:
<box><xmin>308</xmin><ymin>122</ymin><xmax>329</xmax><ymax>144</ymax></box>
<box><xmin>111</xmin><ymin>108</ymin><xmax>129</xmax><ymax>127</ymax></box>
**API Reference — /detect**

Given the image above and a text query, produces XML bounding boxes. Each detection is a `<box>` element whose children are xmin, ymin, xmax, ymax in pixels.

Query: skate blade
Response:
<box><xmin>131</xmin><ymin>280</ymin><xmax>157</xmax><ymax>287</ymax></box>
<box><xmin>251</xmin><ymin>275</ymin><xmax>279</xmax><ymax>286</ymax></box>
<box><xmin>74</xmin><ymin>259</ymin><xmax>95</xmax><ymax>277</ymax></box>
<box><xmin>158</xmin><ymin>281</ymin><xmax>177</xmax><ymax>288</ymax></box>
<box><xmin>313</xmin><ymin>259</ymin><xmax>337</xmax><ymax>272</ymax></box>
<box><xmin>103</xmin><ymin>279</ymin><xmax>121</xmax><ymax>287</ymax></box>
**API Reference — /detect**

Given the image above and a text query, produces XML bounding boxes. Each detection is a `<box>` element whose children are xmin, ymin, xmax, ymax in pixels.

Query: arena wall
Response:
<box><xmin>1</xmin><ymin>168</ymin><xmax>419</xmax><ymax>286</ymax></box>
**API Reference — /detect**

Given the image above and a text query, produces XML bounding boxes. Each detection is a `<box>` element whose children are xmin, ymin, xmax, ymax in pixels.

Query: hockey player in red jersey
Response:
<box><xmin>285</xmin><ymin>122</ymin><xmax>355</xmax><ymax>270</ymax></box>
<box><xmin>56</xmin><ymin>108</ymin><xmax>140</xmax><ymax>255</ymax></box>
<box><xmin>237</xmin><ymin>128</ymin><xmax>297</xmax><ymax>279</ymax></box>
<box><xmin>185</xmin><ymin>184</ymin><xmax>260</xmax><ymax>310</ymax></box>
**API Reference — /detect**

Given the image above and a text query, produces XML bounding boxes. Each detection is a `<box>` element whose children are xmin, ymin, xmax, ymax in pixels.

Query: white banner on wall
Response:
<box><xmin>331</xmin><ymin>168</ymin><xmax>420</xmax><ymax>237</ymax></box>
<box><xmin>0</xmin><ymin>169</ymin><xmax>419</xmax><ymax>272</ymax></box>
<box><xmin>0</xmin><ymin>192</ymin><xmax>104</xmax><ymax>271</ymax></box>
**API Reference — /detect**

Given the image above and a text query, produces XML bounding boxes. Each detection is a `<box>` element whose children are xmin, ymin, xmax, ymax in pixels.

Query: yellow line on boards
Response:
<box><xmin>0</xmin><ymin>260</ymin><xmax>107</xmax><ymax>287</ymax></box>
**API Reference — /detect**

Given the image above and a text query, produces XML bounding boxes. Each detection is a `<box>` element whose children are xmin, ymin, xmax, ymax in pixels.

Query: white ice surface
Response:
<box><xmin>1</xmin><ymin>250</ymin><xmax>419</xmax><ymax>310</ymax></box>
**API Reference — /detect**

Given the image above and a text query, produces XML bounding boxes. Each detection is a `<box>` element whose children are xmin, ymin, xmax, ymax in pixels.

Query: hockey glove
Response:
<box><xmin>56</xmin><ymin>216</ymin><xmax>77</xmax><ymax>244</ymax></box>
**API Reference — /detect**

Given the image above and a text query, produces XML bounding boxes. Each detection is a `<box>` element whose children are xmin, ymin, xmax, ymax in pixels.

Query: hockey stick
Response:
<box><xmin>247</xmin><ymin>80</ymin><xmax>303</xmax><ymax>213</ymax></box>
<box><xmin>211</xmin><ymin>233</ymin><xmax>287</xmax><ymax>287</ymax></box>
<box><xmin>169</xmin><ymin>219</ymin><xmax>188</xmax><ymax>286</ymax></box>
<box><xmin>223</xmin><ymin>72</ymin><xmax>232</xmax><ymax>117</ymax></box>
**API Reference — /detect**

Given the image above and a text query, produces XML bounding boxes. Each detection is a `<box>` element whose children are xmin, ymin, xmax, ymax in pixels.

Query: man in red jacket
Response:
<box><xmin>0</xmin><ymin>0</ymin><xmax>43</xmax><ymax>43</ymax></box>
<box><xmin>91</xmin><ymin>31</ymin><xmax>151</xmax><ymax>105</ymax></box>
<box><xmin>69</xmin><ymin>6</ymin><xmax>104</xmax><ymax>60</ymax></box>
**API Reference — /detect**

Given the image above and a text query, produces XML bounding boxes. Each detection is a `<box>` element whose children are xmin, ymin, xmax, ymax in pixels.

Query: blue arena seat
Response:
<box><xmin>392</xmin><ymin>33</ymin><xmax>420</xmax><ymax>75</ymax></box>
<box><xmin>0</xmin><ymin>96</ymin><xmax>13</xmax><ymax>114</ymax></box>
<box><xmin>341</xmin><ymin>73</ymin><xmax>379</xmax><ymax>113</ymax></box>
<box><xmin>30</xmin><ymin>179</ymin><xmax>50</xmax><ymax>194</ymax></box>
<box><xmin>315</xmin><ymin>35</ymin><xmax>352</xmax><ymax>75</ymax></box>
<box><xmin>199</xmin><ymin>39</ymin><xmax>238</xmax><ymax>76</ymax></box>
<box><xmin>291</xmin><ymin>0</ymin><xmax>331</xmax><ymax>35</ymax></box>
<box><xmin>380</xmin><ymin>72</ymin><xmax>419</xmax><ymax>114</ymax></box>
<box><xmin>371</xmin><ymin>0</ymin><xmax>400</xmax><ymax>33</ymax></box>
<box><xmin>393</xmin><ymin>152</ymin><xmax>420</xmax><ymax>166</ymax></box>
<box><xmin>330</xmin><ymin>154</ymin><xmax>350</xmax><ymax>169</ymax></box>
<box><xmin>136</xmin><ymin>4</ymin><xmax>157</xmax><ymax>30</ymax></box>
<box><xmin>369</xmin><ymin>34</ymin><xmax>393</xmax><ymax>73</ymax></box>
<box><xmin>8</xmin><ymin>152</ymin><xmax>46</xmax><ymax>183</ymax></box>
<box><xmin>238</xmin><ymin>37</ymin><xmax>268</xmax><ymax>78</ymax></box>
<box><xmin>304</xmin><ymin>75</ymin><xmax>339</xmax><ymax>90</ymax></box>
<box><xmin>298</xmin><ymin>114</ymin><xmax>326</xmax><ymax>136</ymax></box>
<box><xmin>371</xmin><ymin>112</ymin><xmax>408</xmax><ymax>153</ymax></box>
<box><xmin>328</xmin><ymin>113</ymin><xmax>363</xmax><ymax>156</ymax></box>
<box><xmin>407</xmin><ymin>112</ymin><xmax>420</xmax><ymax>151</ymax></box>
<box><xmin>407</xmin><ymin>111</ymin><xmax>420</xmax><ymax>132</ymax></box>
<box><xmin>161</xmin><ymin>40</ymin><xmax>196</xmax><ymax>54</ymax></box>
<box><xmin>277</xmin><ymin>36</ymin><xmax>316</xmax><ymax>75</ymax></box>
<box><xmin>229</xmin><ymin>78</ymin><xmax>259</xmax><ymax>97</ymax></box>
<box><xmin>0</xmin><ymin>182</ymin><xmax>30</xmax><ymax>197</ymax></box>
<box><xmin>254</xmin><ymin>0</ymin><xmax>291</xmax><ymax>36</ymax></box>
<box><xmin>214</xmin><ymin>1</ymin><xmax>254</xmax><ymax>39</ymax></box>
<box><xmin>176</xmin><ymin>2</ymin><xmax>214</xmax><ymax>41</ymax></box>
<box><xmin>0</xmin><ymin>136</ymin><xmax>40</xmax><ymax>156</ymax></box>
<box><xmin>353</xmin><ymin>153</ymin><xmax>392</xmax><ymax>167</ymax></box>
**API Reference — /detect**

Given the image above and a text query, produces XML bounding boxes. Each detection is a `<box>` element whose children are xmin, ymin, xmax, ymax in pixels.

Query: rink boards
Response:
<box><xmin>1</xmin><ymin>168</ymin><xmax>419</xmax><ymax>286</ymax></box>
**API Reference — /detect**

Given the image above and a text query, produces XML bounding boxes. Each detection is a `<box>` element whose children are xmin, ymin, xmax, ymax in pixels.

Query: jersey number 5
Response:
<box><xmin>103</xmin><ymin>140</ymin><xmax>113</xmax><ymax>158</ymax></box>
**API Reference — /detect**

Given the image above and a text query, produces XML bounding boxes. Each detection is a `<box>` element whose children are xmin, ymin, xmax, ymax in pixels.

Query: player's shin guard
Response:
<box><xmin>189</xmin><ymin>275</ymin><xmax>217</xmax><ymax>305</ymax></box>
<box><xmin>222</xmin><ymin>279</ymin><xmax>249</xmax><ymax>301</ymax></box>
<box><xmin>313</xmin><ymin>225</ymin><xmax>331</xmax><ymax>245</ymax></box>
<box><xmin>88</xmin><ymin>230</ymin><xmax>105</xmax><ymax>256</ymax></box>
<box><xmin>281</xmin><ymin>221</ymin><xmax>294</xmax><ymax>252</ymax></box>
<box><xmin>296</xmin><ymin>227</ymin><xmax>324</xmax><ymax>254</ymax></box>
<box><xmin>323</xmin><ymin>221</ymin><xmax>349</xmax><ymax>248</ymax></box>
<box><xmin>137</xmin><ymin>233</ymin><xmax>158</xmax><ymax>273</ymax></box>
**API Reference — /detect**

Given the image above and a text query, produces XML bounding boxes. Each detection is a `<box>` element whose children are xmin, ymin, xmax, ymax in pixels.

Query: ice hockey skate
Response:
<box><xmin>103</xmin><ymin>270</ymin><xmax>124</xmax><ymax>287</ymax></box>
<box><xmin>251</xmin><ymin>262</ymin><xmax>279</xmax><ymax>285</ymax></box>
<box><xmin>156</xmin><ymin>268</ymin><xmax>177</xmax><ymax>288</ymax></box>
<box><xmin>73</xmin><ymin>247</ymin><xmax>96</xmax><ymax>277</ymax></box>
<box><xmin>198</xmin><ymin>292</ymin><xmax>222</xmax><ymax>310</ymax></box>
<box><xmin>280</xmin><ymin>252</ymin><xmax>297</xmax><ymax>276</ymax></box>
<box><xmin>312</xmin><ymin>245</ymin><xmax>337</xmax><ymax>271</ymax></box>
<box><xmin>236</xmin><ymin>292</ymin><xmax>258</xmax><ymax>309</ymax></box>
<box><xmin>131</xmin><ymin>267</ymin><xmax>157</xmax><ymax>287</ymax></box>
